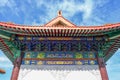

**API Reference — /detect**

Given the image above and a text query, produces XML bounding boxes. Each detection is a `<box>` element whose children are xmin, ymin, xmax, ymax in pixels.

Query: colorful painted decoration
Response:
<box><xmin>66</xmin><ymin>54</ymin><xmax>73</xmax><ymax>58</ymax></box>
<box><xmin>22</xmin><ymin>51</ymin><xmax>97</xmax><ymax>65</ymax></box>
<box><xmin>26</xmin><ymin>37</ymin><xmax>32</xmax><ymax>40</ymax></box>
<box><xmin>30</xmin><ymin>60</ymin><xmax>37</xmax><ymax>65</ymax></box>
<box><xmin>88</xmin><ymin>52</ymin><xmax>95</xmax><ymax>58</ymax></box>
<box><xmin>37</xmin><ymin>52</ymin><xmax>45</xmax><ymax>58</ymax></box>
<box><xmin>98</xmin><ymin>51</ymin><xmax>104</xmax><ymax>57</ymax></box>
<box><xmin>46</xmin><ymin>52</ymin><xmax>74</xmax><ymax>58</ymax></box>
<box><xmin>18</xmin><ymin>37</ymin><xmax>24</xmax><ymax>40</ymax></box>
<box><xmin>22</xmin><ymin>60</ymin><xmax>97</xmax><ymax>65</ymax></box>
<box><xmin>83</xmin><ymin>53</ymin><xmax>88</xmax><ymax>58</ymax></box>
<box><xmin>17</xmin><ymin>36</ymin><xmax>107</xmax><ymax>41</ymax></box>
<box><xmin>23</xmin><ymin>52</ymin><xmax>96</xmax><ymax>59</ymax></box>
<box><xmin>89</xmin><ymin>60</ymin><xmax>95</xmax><ymax>65</ymax></box>
<box><xmin>25</xmin><ymin>53</ymin><xmax>31</xmax><ymax>58</ymax></box>
<box><xmin>89</xmin><ymin>60</ymin><xmax>97</xmax><ymax>65</ymax></box>
<box><xmin>84</xmin><ymin>60</ymin><xmax>88</xmax><ymax>64</ymax></box>
<box><xmin>46</xmin><ymin>61</ymin><xmax>74</xmax><ymax>65</ymax></box>
<box><xmin>75</xmin><ymin>53</ymin><xmax>83</xmax><ymax>58</ymax></box>
<box><xmin>47</xmin><ymin>54</ymin><xmax>55</xmax><ymax>58</ymax></box>
<box><xmin>24</xmin><ymin>60</ymin><xmax>30</xmax><ymax>65</ymax></box>
<box><xmin>31</xmin><ymin>52</ymin><xmax>37</xmax><ymax>58</ymax></box>
<box><xmin>37</xmin><ymin>61</ymin><xmax>44</xmax><ymax>65</ymax></box>
<box><xmin>75</xmin><ymin>61</ymin><xmax>83</xmax><ymax>65</ymax></box>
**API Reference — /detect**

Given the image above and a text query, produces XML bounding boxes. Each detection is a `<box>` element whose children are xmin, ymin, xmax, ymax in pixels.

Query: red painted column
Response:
<box><xmin>98</xmin><ymin>58</ymin><xmax>109</xmax><ymax>80</ymax></box>
<box><xmin>11</xmin><ymin>57</ymin><xmax>21</xmax><ymax>80</ymax></box>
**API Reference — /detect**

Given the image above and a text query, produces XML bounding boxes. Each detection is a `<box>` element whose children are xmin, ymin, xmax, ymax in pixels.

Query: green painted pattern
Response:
<box><xmin>98</xmin><ymin>51</ymin><xmax>104</xmax><ymax>57</ymax></box>
<box><xmin>4</xmin><ymin>40</ymin><xmax>21</xmax><ymax>59</ymax></box>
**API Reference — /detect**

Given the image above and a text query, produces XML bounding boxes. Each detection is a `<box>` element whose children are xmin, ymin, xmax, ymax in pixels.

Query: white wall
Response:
<box><xmin>18</xmin><ymin>65</ymin><xmax>102</xmax><ymax>80</ymax></box>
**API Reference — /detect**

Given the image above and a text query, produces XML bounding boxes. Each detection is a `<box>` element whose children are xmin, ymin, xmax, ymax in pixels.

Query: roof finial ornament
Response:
<box><xmin>58</xmin><ymin>10</ymin><xmax>62</xmax><ymax>16</ymax></box>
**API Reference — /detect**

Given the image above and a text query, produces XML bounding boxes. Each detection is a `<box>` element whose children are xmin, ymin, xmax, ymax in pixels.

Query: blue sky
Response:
<box><xmin>0</xmin><ymin>0</ymin><xmax>120</xmax><ymax>80</ymax></box>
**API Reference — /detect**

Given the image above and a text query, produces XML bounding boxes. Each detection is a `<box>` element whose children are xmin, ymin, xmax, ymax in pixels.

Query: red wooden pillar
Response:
<box><xmin>98</xmin><ymin>58</ymin><xmax>109</xmax><ymax>80</ymax></box>
<box><xmin>11</xmin><ymin>57</ymin><xmax>21</xmax><ymax>80</ymax></box>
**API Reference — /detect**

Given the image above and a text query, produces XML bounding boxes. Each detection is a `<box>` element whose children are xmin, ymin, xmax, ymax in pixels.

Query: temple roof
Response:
<box><xmin>0</xmin><ymin>11</ymin><xmax>120</xmax><ymax>36</ymax></box>
<box><xmin>0</xmin><ymin>21</ymin><xmax>119</xmax><ymax>37</ymax></box>
<box><xmin>0</xmin><ymin>11</ymin><xmax>120</xmax><ymax>62</ymax></box>
<box><xmin>44</xmin><ymin>10</ymin><xmax>76</xmax><ymax>27</ymax></box>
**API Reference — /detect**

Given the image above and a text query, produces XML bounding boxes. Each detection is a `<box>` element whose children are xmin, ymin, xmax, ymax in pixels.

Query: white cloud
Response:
<box><xmin>0</xmin><ymin>51</ymin><xmax>13</xmax><ymax>68</ymax></box>
<box><xmin>82</xmin><ymin>0</ymin><xmax>93</xmax><ymax>20</ymax></box>
<box><xmin>0</xmin><ymin>56</ymin><xmax>13</xmax><ymax>68</ymax></box>
<box><xmin>0</xmin><ymin>56</ymin><xmax>10</xmax><ymax>62</ymax></box>
<box><xmin>0</xmin><ymin>0</ymin><xmax>16</xmax><ymax>8</ymax></box>
<box><xmin>0</xmin><ymin>0</ymin><xmax>19</xmax><ymax>17</ymax></box>
<box><xmin>35</xmin><ymin>0</ymin><xmax>93</xmax><ymax>19</ymax></box>
<box><xmin>0</xmin><ymin>0</ymin><xmax>109</xmax><ymax>26</ymax></box>
<box><xmin>33</xmin><ymin>0</ymin><xmax>109</xmax><ymax>26</ymax></box>
<box><xmin>0</xmin><ymin>0</ymin><xmax>9</xmax><ymax>7</ymax></box>
<box><xmin>0</xmin><ymin>64</ymin><xmax>13</xmax><ymax>68</ymax></box>
<box><xmin>0</xmin><ymin>51</ymin><xmax>11</xmax><ymax>62</ymax></box>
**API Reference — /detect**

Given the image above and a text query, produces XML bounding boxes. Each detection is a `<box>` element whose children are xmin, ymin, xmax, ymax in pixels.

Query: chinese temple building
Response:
<box><xmin>0</xmin><ymin>11</ymin><xmax>120</xmax><ymax>80</ymax></box>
